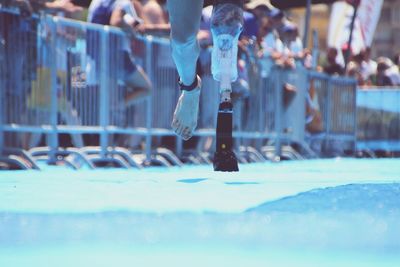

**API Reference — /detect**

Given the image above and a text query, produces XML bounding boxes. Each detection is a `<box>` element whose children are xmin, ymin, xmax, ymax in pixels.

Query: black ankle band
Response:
<box><xmin>178</xmin><ymin>76</ymin><xmax>198</xmax><ymax>91</ymax></box>
<box><xmin>213</xmin><ymin>0</ymin><xmax>244</xmax><ymax>8</ymax></box>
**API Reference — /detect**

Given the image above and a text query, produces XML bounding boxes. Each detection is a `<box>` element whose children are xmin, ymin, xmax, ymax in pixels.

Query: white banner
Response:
<box><xmin>357</xmin><ymin>0</ymin><xmax>384</xmax><ymax>46</ymax></box>
<box><xmin>328</xmin><ymin>0</ymin><xmax>383</xmax><ymax>55</ymax></box>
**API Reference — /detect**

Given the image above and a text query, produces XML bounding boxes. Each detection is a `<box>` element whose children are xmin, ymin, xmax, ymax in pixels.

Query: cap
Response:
<box><xmin>245</xmin><ymin>0</ymin><xmax>274</xmax><ymax>10</ymax></box>
<box><xmin>282</xmin><ymin>23</ymin><xmax>297</xmax><ymax>32</ymax></box>
<box><xmin>268</xmin><ymin>8</ymin><xmax>283</xmax><ymax>19</ymax></box>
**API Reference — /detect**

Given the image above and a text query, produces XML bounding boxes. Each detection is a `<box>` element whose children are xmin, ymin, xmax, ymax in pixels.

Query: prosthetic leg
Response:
<box><xmin>211</xmin><ymin>1</ymin><xmax>243</xmax><ymax>172</ymax></box>
<box><xmin>214</xmin><ymin>94</ymin><xmax>239</xmax><ymax>172</ymax></box>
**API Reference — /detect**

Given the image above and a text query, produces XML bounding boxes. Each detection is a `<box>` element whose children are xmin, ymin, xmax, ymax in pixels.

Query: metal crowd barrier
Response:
<box><xmin>357</xmin><ymin>88</ymin><xmax>400</xmax><ymax>152</ymax></box>
<box><xmin>0</xmin><ymin>10</ymin><xmax>156</xmax><ymax>162</ymax></box>
<box><xmin>306</xmin><ymin>71</ymin><xmax>358</xmax><ymax>155</ymax></box>
<box><xmin>0</xmin><ymin>8</ymin><xmax>365</xmax><ymax>167</ymax></box>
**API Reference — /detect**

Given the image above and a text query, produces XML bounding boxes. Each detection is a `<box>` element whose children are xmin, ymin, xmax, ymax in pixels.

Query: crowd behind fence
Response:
<box><xmin>0</xmin><ymin>8</ymin><xmax>399</xmax><ymax>168</ymax></box>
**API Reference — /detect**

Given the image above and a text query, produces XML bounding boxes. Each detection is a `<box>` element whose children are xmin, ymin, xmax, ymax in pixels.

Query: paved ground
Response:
<box><xmin>0</xmin><ymin>158</ymin><xmax>399</xmax><ymax>266</ymax></box>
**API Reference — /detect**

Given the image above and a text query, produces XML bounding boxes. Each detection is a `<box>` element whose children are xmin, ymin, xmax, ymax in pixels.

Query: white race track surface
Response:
<box><xmin>0</xmin><ymin>158</ymin><xmax>399</xmax><ymax>266</ymax></box>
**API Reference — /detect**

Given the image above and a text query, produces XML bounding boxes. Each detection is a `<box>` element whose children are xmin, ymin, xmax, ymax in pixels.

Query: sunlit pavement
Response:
<box><xmin>1</xmin><ymin>158</ymin><xmax>399</xmax><ymax>266</ymax></box>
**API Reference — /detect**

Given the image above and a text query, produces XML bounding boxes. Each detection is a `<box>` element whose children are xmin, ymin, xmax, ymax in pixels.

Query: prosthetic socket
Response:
<box><xmin>210</xmin><ymin>3</ymin><xmax>243</xmax><ymax>95</ymax></box>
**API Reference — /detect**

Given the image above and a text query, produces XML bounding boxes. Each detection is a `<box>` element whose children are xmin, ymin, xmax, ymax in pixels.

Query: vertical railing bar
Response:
<box><xmin>144</xmin><ymin>35</ymin><xmax>153</xmax><ymax>162</ymax></box>
<box><xmin>0</xmin><ymin>11</ymin><xmax>4</xmax><ymax>155</ymax></box>
<box><xmin>274</xmin><ymin>67</ymin><xmax>282</xmax><ymax>158</ymax></box>
<box><xmin>326</xmin><ymin>75</ymin><xmax>333</xmax><ymax>144</ymax></box>
<box><xmin>99</xmin><ymin>26</ymin><xmax>110</xmax><ymax>158</ymax></box>
<box><xmin>48</xmin><ymin>15</ymin><xmax>59</xmax><ymax>164</ymax></box>
<box><xmin>352</xmin><ymin>80</ymin><xmax>357</xmax><ymax>155</ymax></box>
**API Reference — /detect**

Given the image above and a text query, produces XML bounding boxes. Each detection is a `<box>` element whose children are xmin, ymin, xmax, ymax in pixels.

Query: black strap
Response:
<box><xmin>178</xmin><ymin>76</ymin><xmax>199</xmax><ymax>91</ymax></box>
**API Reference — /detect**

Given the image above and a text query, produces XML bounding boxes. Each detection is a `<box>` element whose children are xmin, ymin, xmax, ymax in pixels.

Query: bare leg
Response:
<box><xmin>125</xmin><ymin>66</ymin><xmax>152</xmax><ymax>105</ymax></box>
<box><xmin>167</xmin><ymin>0</ymin><xmax>203</xmax><ymax>85</ymax></box>
<box><xmin>167</xmin><ymin>0</ymin><xmax>204</xmax><ymax>140</ymax></box>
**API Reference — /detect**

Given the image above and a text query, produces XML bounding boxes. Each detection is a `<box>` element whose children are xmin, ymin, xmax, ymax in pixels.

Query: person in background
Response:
<box><xmin>279</xmin><ymin>22</ymin><xmax>299</xmax><ymax>70</ymax></box>
<box><xmin>266</xmin><ymin>7</ymin><xmax>285</xmax><ymax>39</ymax></box>
<box><xmin>88</xmin><ymin>0</ymin><xmax>152</xmax><ymax>104</ymax></box>
<box><xmin>374</xmin><ymin>57</ymin><xmax>394</xmax><ymax>86</ymax></box>
<box><xmin>322</xmin><ymin>47</ymin><xmax>344</xmax><ymax>76</ymax></box>
<box><xmin>257</xmin><ymin>15</ymin><xmax>283</xmax><ymax>78</ymax></box>
<box><xmin>360</xmin><ymin>47</ymin><xmax>377</xmax><ymax>83</ymax></box>
<box><xmin>3</xmin><ymin>0</ymin><xmax>84</xmax><ymax>149</ymax></box>
<box><xmin>8</xmin><ymin>0</ymin><xmax>83</xmax><ymax>16</ymax></box>
<box><xmin>385</xmin><ymin>57</ymin><xmax>400</xmax><ymax>86</ymax></box>
<box><xmin>241</xmin><ymin>0</ymin><xmax>273</xmax><ymax>40</ymax></box>
<box><xmin>393</xmin><ymin>53</ymin><xmax>400</xmax><ymax>70</ymax></box>
<box><xmin>346</xmin><ymin>61</ymin><xmax>365</xmax><ymax>86</ymax></box>
<box><xmin>133</xmin><ymin>0</ymin><xmax>170</xmax><ymax>36</ymax></box>
<box><xmin>345</xmin><ymin>51</ymin><xmax>368</xmax><ymax>85</ymax></box>
<box><xmin>284</xmin><ymin>23</ymin><xmax>304</xmax><ymax>66</ymax></box>
<box><xmin>372</xmin><ymin>56</ymin><xmax>400</xmax><ymax>86</ymax></box>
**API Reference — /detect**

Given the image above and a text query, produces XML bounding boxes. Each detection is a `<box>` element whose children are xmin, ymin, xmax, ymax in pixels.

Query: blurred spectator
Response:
<box><xmin>133</xmin><ymin>0</ymin><xmax>170</xmax><ymax>36</ymax></box>
<box><xmin>5</xmin><ymin>0</ymin><xmax>33</xmax><ymax>16</ymax></box>
<box><xmin>266</xmin><ymin>7</ymin><xmax>285</xmax><ymax>39</ymax></box>
<box><xmin>393</xmin><ymin>53</ymin><xmax>400</xmax><ymax>69</ymax></box>
<box><xmin>8</xmin><ymin>0</ymin><xmax>83</xmax><ymax>17</ymax></box>
<box><xmin>345</xmin><ymin>52</ymin><xmax>367</xmax><ymax>85</ymax></box>
<box><xmin>257</xmin><ymin>16</ymin><xmax>283</xmax><ymax>77</ymax></box>
<box><xmin>285</xmin><ymin>24</ymin><xmax>303</xmax><ymax>60</ymax></box>
<box><xmin>38</xmin><ymin>0</ymin><xmax>83</xmax><ymax>14</ymax></box>
<box><xmin>322</xmin><ymin>47</ymin><xmax>344</xmax><ymax>76</ymax></box>
<box><xmin>303</xmin><ymin>48</ymin><xmax>313</xmax><ymax>69</ymax></box>
<box><xmin>360</xmin><ymin>47</ymin><xmax>377</xmax><ymax>82</ymax></box>
<box><xmin>239</xmin><ymin>0</ymin><xmax>274</xmax><ymax>72</ymax></box>
<box><xmin>2</xmin><ymin>1</ymin><xmax>84</xmax><ymax>148</ymax></box>
<box><xmin>242</xmin><ymin>0</ymin><xmax>274</xmax><ymax>39</ymax></box>
<box><xmin>88</xmin><ymin>0</ymin><xmax>152</xmax><ymax>104</ymax></box>
<box><xmin>87</xmin><ymin>0</ymin><xmax>153</xmax><ymax>148</ymax></box>
<box><xmin>280</xmin><ymin>22</ymin><xmax>302</xmax><ymax>69</ymax></box>
<box><xmin>346</xmin><ymin>61</ymin><xmax>365</xmax><ymax>86</ymax></box>
<box><xmin>374</xmin><ymin>57</ymin><xmax>394</xmax><ymax>86</ymax></box>
<box><xmin>386</xmin><ymin>57</ymin><xmax>400</xmax><ymax>86</ymax></box>
<box><xmin>372</xmin><ymin>57</ymin><xmax>400</xmax><ymax>86</ymax></box>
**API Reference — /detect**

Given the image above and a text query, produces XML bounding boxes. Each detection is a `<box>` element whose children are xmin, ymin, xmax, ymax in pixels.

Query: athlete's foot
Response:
<box><xmin>171</xmin><ymin>76</ymin><xmax>201</xmax><ymax>140</ymax></box>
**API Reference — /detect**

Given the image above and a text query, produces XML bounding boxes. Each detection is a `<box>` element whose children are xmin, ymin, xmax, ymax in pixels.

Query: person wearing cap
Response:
<box><xmin>281</xmin><ymin>22</ymin><xmax>304</xmax><ymax>68</ymax></box>
<box><xmin>256</xmin><ymin>14</ymin><xmax>284</xmax><ymax>77</ymax></box>
<box><xmin>242</xmin><ymin>0</ymin><xmax>274</xmax><ymax>38</ymax></box>
<box><xmin>267</xmin><ymin>7</ymin><xmax>285</xmax><ymax>37</ymax></box>
<box><xmin>245</xmin><ymin>0</ymin><xmax>274</xmax><ymax>10</ymax></box>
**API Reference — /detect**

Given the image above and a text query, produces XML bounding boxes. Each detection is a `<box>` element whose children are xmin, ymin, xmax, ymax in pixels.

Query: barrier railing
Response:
<box><xmin>0</xmin><ymin>9</ymin><xmax>369</xmax><ymax>166</ymax></box>
<box><xmin>308</xmin><ymin>72</ymin><xmax>358</xmax><ymax>129</ymax></box>
<box><xmin>357</xmin><ymin>88</ymin><xmax>400</xmax><ymax>152</ymax></box>
<box><xmin>0</xmin><ymin>11</ymin><xmax>157</xmax><ymax>162</ymax></box>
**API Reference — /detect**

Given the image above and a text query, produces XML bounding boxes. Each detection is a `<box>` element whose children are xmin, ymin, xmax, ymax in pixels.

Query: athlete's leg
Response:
<box><xmin>167</xmin><ymin>0</ymin><xmax>204</xmax><ymax>140</ymax></box>
<box><xmin>167</xmin><ymin>0</ymin><xmax>203</xmax><ymax>140</ymax></box>
<box><xmin>167</xmin><ymin>0</ymin><xmax>203</xmax><ymax>85</ymax></box>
